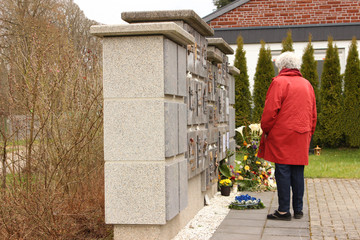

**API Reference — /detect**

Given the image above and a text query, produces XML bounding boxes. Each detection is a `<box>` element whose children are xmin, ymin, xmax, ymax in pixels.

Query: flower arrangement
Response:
<box><xmin>228</xmin><ymin>194</ymin><xmax>265</xmax><ymax>210</ymax></box>
<box><xmin>234</xmin><ymin>124</ymin><xmax>276</xmax><ymax>191</ymax></box>
<box><xmin>219</xmin><ymin>179</ymin><xmax>232</xmax><ymax>187</ymax></box>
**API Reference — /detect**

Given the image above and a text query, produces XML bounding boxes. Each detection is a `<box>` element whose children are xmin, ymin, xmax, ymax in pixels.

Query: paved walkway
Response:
<box><xmin>211</xmin><ymin>179</ymin><xmax>360</xmax><ymax>240</ymax></box>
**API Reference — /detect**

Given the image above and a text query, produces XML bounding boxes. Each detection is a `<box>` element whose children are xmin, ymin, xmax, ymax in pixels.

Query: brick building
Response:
<box><xmin>203</xmin><ymin>0</ymin><xmax>360</xmax><ymax>91</ymax></box>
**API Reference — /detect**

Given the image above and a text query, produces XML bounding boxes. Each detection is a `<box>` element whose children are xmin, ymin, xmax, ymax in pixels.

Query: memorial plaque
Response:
<box><xmin>177</xmin><ymin>45</ymin><xmax>187</xmax><ymax>97</ymax></box>
<box><xmin>164</xmin><ymin>39</ymin><xmax>178</xmax><ymax>96</ymax></box>
<box><xmin>187</xmin><ymin>131</ymin><xmax>197</xmax><ymax>179</ymax></box>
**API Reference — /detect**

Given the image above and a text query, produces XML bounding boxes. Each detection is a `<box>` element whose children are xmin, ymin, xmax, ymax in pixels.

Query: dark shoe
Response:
<box><xmin>294</xmin><ymin>211</ymin><xmax>304</xmax><ymax>219</ymax></box>
<box><xmin>267</xmin><ymin>210</ymin><xmax>291</xmax><ymax>221</ymax></box>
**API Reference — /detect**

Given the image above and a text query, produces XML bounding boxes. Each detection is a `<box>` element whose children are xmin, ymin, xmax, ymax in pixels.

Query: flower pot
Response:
<box><xmin>221</xmin><ymin>185</ymin><xmax>231</xmax><ymax>196</ymax></box>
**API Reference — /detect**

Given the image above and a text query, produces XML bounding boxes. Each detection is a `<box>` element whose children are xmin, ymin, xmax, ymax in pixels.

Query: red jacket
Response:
<box><xmin>258</xmin><ymin>68</ymin><xmax>317</xmax><ymax>165</ymax></box>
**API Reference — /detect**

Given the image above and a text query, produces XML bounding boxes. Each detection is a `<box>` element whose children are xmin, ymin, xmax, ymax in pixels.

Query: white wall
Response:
<box><xmin>228</xmin><ymin>40</ymin><xmax>360</xmax><ymax>95</ymax></box>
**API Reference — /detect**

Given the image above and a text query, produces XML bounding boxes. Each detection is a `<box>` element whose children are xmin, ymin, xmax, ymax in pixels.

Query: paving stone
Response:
<box><xmin>218</xmin><ymin>218</ymin><xmax>265</xmax><ymax>227</ymax></box>
<box><xmin>226</xmin><ymin>211</ymin><xmax>267</xmax><ymax>220</ymax></box>
<box><xmin>263</xmin><ymin>236</ymin><xmax>308</xmax><ymax>240</ymax></box>
<box><xmin>216</xmin><ymin>226</ymin><xmax>264</xmax><ymax>235</ymax></box>
<box><xmin>211</xmin><ymin>232</ymin><xmax>260</xmax><ymax>240</ymax></box>
<box><xmin>265</xmin><ymin>219</ymin><xmax>309</xmax><ymax>229</ymax></box>
<box><xmin>262</xmin><ymin>227</ymin><xmax>310</xmax><ymax>237</ymax></box>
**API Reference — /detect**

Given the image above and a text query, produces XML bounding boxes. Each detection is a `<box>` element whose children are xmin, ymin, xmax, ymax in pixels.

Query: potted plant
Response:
<box><xmin>219</xmin><ymin>179</ymin><xmax>232</xmax><ymax>196</ymax></box>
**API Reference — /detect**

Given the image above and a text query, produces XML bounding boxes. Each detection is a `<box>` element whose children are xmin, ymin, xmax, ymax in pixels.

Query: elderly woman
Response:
<box><xmin>258</xmin><ymin>51</ymin><xmax>317</xmax><ymax>221</ymax></box>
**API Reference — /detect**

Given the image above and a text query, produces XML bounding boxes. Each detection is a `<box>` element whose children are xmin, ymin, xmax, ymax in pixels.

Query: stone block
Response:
<box><xmin>164</xmin><ymin>39</ymin><xmax>178</xmax><ymax>96</ymax></box>
<box><xmin>187</xmin><ymin>130</ymin><xmax>197</xmax><ymax>179</ymax></box>
<box><xmin>207</xmin><ymin>38</ymin><xmax>234</xmax><ymax>55</ymax></box>
<box><xmin>201</xmin><ymin>81</ymin><xmax>208</xmax><ymax>124</ymax></box>
<box><xmin>207</xmin><ymin>46</ymin><xmax>222</xmax><ymax>63</ymax></box>
<box><xmin>102</xmin><ymin>36</ymin><xmax>164</xmax><ymax>99</ymax></box>
<box><xmin>229</xmin><ymin>76</ymin><xmax>235</xmax><ymax>105</ymax></box>
<box><xmin>105</xmin><ymin>162</ymin><xmax>165</xmax><ymax>224</ymax></box>
<box><xmin>200</xmin><ymin>36</ymin><xmax>208</xmax><ymax>77</ymax></box>
<box><xmin>195</xmin><ymin>81</ymin><xmax>203</xmax><ymax>124</ymax></box>
<box><xmin>165</xmin><ymin>102</ymin><xmax>179</xmax><ymax>157</ymax></box>
<box><xmin>208</xmin><ymin>105</ymin><xmax>214</xmax><ymax>126</ymax></box>
<box><xmin>178</xmin><ymin>158</ymin><xmax>188</xmax><ymax>211</ymax></box>
<box><xmin>202</xmin><ymin>129</ymin><xmax>209</xmax><ymax>165</ymax></box>
<box><xmin>187</xmin><ymin>46</ymin><xmax>195</xmax><ymax>73</ymax></box>
<box><xmin>178</xmin><ymin>103</ymin><xmax>187</xmax><ymax>154</ymax></box>
<box><xmin>165</xmin><ymin>161</ymin><xmax>179</xmax><ymax>221</ymax></box>
<box><xmin>177</xmin><ymin>45</ymin><xmax>187</xmax><ymax>97</ymax></box>
<box><xmin>208</xmin><ymin>126</ymin><xmax>218</xmax><ymax>144</ymax></box>
<box><xmin>201</xmin><ymin>171</ymin><xmax>207</xmax><ymax>192</ymax></box>
<box><xmin>229</xmin><ymin>107</ymin><xmax>235</xmax><ymax>138</ymax></box>
<box><xmin>104</xmin><ymin>99</ymin><xmax>164</xmax><ymax>161</ymax></box>
<box><xmin>121</xmin><ymin>10</ymin><xmax>214</xmax><ymax>37</ymax></box>
<box><xmin>188</xmin><ymin>80</ymin><xmax>197</xmax><ymax>125</ymax></box>
<box><xmin>91</xmin><ymin>22</ymin><xmax>195</xmax><ymax>46</ymax></box>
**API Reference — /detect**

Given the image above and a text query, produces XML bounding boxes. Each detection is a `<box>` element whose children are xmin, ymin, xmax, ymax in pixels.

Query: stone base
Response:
<box><xmin>113</xmin><ymin>174</ymin><xmax>218</xmax><ymax>240</ymax></box>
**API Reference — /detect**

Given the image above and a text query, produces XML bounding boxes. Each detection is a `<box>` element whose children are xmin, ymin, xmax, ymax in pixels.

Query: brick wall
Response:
<box><xmin>209</xmin><ymin>0</ymin><xmax>360</xmax><ymax>28</ymax></box>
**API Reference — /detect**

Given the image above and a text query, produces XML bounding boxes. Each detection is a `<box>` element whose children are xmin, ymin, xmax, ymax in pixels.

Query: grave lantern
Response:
<box><xmin>314</xmin><ymin>145</ymin><xmax>322</xmax><ymax>156</ymax></box>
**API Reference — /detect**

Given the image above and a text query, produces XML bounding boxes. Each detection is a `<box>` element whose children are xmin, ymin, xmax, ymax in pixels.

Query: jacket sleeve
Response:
<box><xmin>260</xmin><ymin>80</ymin><xmax>282</xmax><ymax>134</ymax></box>
<box><xmin>311</xmin><ymin>90</ymin><xmax>317</xmax><ymax>135</ymax></box>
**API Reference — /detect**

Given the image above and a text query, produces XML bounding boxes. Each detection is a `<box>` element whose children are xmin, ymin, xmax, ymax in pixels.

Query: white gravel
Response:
<box><xmin>172</xmin><ymin>191</ymin><xmax>238</xmax><ymax>240</ymax></box>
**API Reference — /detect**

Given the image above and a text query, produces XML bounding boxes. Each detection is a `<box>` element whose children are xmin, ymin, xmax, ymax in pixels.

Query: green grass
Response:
<box><xmin>305</xmin><ymin>148</ymin><xmax>360</xmax><ymax>178</ymax></box>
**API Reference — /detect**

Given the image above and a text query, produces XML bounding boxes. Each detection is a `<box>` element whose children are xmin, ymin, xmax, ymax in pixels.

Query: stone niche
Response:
<box><xmin>91</xmin><ymin>9</ymin><xmax>239</xmax><ymax>240</ymax></box>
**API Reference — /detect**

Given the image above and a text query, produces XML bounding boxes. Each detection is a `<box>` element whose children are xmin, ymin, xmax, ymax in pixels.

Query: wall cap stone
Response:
<box><xmin>207</xmin><ymin>46</ymin><xmax>223</xmax><ymax>63</ymax></box>
<box><xmin>207</xmin><ymin>37</ymin><xmax>234</xmax><ymax>54</ymax></box>
<box><xmin>229</xmin><ymin>66</ymin><xmax>240</xmax><ymax>75</ymax></box>
<box><xmin>90</xmin><ymin>22</ymin><xmax>195</xmax><ymax>46</ymax></box>
<box><xmin>121</xmin><ymin>10</ymin><xmax>214</xmax><ymax>37</ymax></box>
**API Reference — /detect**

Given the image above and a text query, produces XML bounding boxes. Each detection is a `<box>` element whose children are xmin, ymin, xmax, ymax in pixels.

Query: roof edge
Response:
<box><xmin>211</xmin><ymin>22</ymin><xmax>360</xmax><ymax>31</ymax></box>
<box><xmin>203</xmin><ymin>0</ymin><xmax>251</xmax><ymax>23</ymax></box>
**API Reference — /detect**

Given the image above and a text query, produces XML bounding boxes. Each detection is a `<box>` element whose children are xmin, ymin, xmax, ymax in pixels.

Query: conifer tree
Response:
<box><xmin>253</xmin><ymin>41</ymin><xmax>275</xmax><ymax>122</ymax></box>
<box><xmin>281</xmin><ymin>30</ymin><xmax>294</xmax><ymax>53</ymax></box>
<box><xmin>317</xmin><ymin>37</ymin><xmax>343</xmax><ymax>147</ymax></box>
<box><xmin>343</xmin><ymin>37</ymin><xmax>360</xmax><ymax>147</ymax></box>
<box><xmin>301</xmin><ymin>34</ymin><xmax>319</xmax><ymax>109</ymax></box>
<box><xmin>233</xmin><ymin>35</ymin><xmax>252</xmax><ymax>143</ymax></box>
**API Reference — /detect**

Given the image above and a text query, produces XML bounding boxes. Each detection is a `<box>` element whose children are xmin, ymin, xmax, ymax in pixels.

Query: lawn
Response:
<box><xmin>305</xmin><ymin>148</ymin><xmax>360</xmax><ymax>178</ymax></box>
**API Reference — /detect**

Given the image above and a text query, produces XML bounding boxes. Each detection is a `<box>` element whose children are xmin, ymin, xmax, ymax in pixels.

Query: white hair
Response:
<box><xmin>275</xmin><ymin>51</ymin><xmax>301</xmax><ymax>70</ymax></box>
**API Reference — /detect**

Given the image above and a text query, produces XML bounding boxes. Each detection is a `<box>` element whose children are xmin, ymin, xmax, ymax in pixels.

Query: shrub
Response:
<box><xmin>343</xmin><ymin>37</ymin><xmax>360</xmax><ymax>147</ymax></box>
<box><xmin>316</xmin><ymin>37</ymin><xmax>344</xmax><ymax>147</ymax></box>
<box><xmin>252</xmin><ymin>41</ymin><xmax>275</xmax><ymax>122</ymax></box>
<box><xmin>234</xmin><ymin>35</ymin><xmax>252</xmax><ymax>144</ymax></box>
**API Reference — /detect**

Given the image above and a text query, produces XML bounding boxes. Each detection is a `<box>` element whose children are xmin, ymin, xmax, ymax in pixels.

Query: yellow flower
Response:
<box><xmin>220</xmin><ymin>179</ymin><xmax>232</xmax><ymax>186</ymax></box>
<box><xmin>260</xmin><ymin>175</ymin><xmax>263</xmax><ymax>179</ymax></box>
<box><xmin>255</xmin><ymin>153</ymin><xmax>258</xmax><ymax>157</ymax></box>
<box><xmin>244</xmin><ymin>165</ymin><xmax>250</xmax><ymax>171</ymax></box>
<box><xmin>244</xmin><ymin>155</ymin><xmax>248</xmax><ymax>161</ymax></box>
<box><xmin>256</xmin><ymin>161</ymin><xmax>261</xmax><ymax>165</ymax></box>
<box><xmin>235</xmin><ymin>171</ymin><xmax>241</xmax><ymax>174</ymax></box>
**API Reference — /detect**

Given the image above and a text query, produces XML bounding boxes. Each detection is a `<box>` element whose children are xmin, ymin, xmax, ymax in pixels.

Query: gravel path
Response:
<box><xmin>172</xmin><ymin>191</ymin><xmax>237</xmax><ymax>240</ymax></box>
